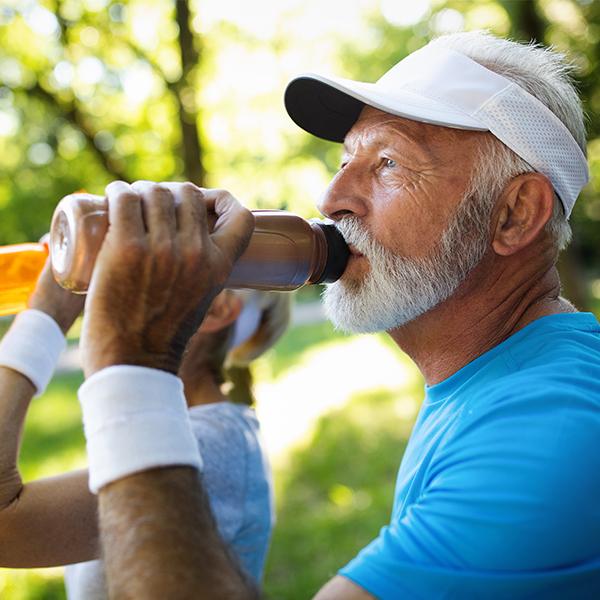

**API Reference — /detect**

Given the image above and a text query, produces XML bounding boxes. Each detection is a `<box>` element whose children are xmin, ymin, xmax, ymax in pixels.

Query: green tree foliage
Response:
<box><xmin>0</xmin><ymin>0</ymin><xmax>204</xmax><ymax>243</ymax></box>
<box><xmin>0</xmin><ymin>0</ymin><xmax>351</xmax><ymax>245</ymax></box>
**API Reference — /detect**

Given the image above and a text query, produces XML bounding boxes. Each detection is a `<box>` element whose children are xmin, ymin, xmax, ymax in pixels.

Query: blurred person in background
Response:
<box><xmin>76</xmin><ymin>31</ymin><xmax>600</xmax><ymax>599</ymax></box>
<box><xmin>0</xmin><ymin>258</ymin><xmax>290</xmax><ymax>590</ymax></box>
<box><xmin>0</xmin><ymin>262</ymin><xmax>92</xmax><ymax>567</ymax></box>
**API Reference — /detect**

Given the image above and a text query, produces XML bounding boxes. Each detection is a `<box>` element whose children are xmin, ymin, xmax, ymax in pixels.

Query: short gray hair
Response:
<box><xmin>428</xmin><ymin>31</ymin><xmax>586</xmax><ymax>251</ymax></box>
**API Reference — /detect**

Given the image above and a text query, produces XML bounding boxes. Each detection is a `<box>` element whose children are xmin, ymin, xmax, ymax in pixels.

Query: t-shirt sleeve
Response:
<box><xmin>340</xmin><ymin>387</ymin><xmax>600</xmax><ymax>599</ymax></box>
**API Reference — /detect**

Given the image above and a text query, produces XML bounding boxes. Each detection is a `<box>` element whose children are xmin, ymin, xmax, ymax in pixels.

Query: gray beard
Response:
<box><xmin>322</xmin><ymin>195</ymin><xmax>491</xmax><ymax>333</ymax></box>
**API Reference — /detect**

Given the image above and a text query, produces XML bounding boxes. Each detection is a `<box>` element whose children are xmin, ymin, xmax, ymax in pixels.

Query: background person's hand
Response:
<box><xmin>80</xmin><ymin>181</ymin><xmax>254</xmax><ymax>377</ymax></box>
<box><xmin>28</xmin><ymin>257</ymin><xmax>86</xmax><ymax>335</ymax></box>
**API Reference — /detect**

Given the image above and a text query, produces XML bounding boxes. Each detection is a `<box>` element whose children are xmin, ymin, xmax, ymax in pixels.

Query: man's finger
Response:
<box><xmin>160</xmin><ymin>181</ymin><xmax>203</xmax><ymax>205</ymax></box>
<box><xmin>202</xmin><ymin>189</ymin><xmax>254</xmax><ymax>263</ymax></box>
<box><xmin>177</xmin><ymin>183</ymin><xmax>209</xmax><ymax>247</ymax></box>
<box><xmin>105</xmin><ymin>181</ymin><xmax>145</xmax><ymax>239</ymax></box>
<box><xmin>131</xmin><ymin>181</ymin><xmax>177</xmax><ymax>243</ymax></box>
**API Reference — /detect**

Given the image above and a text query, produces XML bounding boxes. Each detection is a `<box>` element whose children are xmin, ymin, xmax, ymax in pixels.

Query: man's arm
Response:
<box><xmin>99</xmin><ymin>466</ymin><xmax>369</xmax><ymax>599</ymax></box>
<box><xmin>80</xmin><ymin>181</ymin><xmax>258</xmax><ymax>598</ymax></box>
<box><xmin>0</xmin><ymin>263</ymin><xmax>98</xmax><ymax>567</ymax></box>
<box><xmin>100</xmin><ymin>467</ymin><xmax>253</xmax><ymax>598</ymax></box>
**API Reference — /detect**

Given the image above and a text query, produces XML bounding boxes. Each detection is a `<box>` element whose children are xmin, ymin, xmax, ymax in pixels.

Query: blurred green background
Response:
<box><xmin>1</xmin><ymin>0</ymin><xmax>600</xmax><ymax>597</ymax></box>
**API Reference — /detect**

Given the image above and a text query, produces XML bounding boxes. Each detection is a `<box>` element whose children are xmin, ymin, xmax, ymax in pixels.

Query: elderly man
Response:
<box><xmin>43</xmin><ymin>31</ymin><xmax>599</xmax><ymax>598</ymax></box>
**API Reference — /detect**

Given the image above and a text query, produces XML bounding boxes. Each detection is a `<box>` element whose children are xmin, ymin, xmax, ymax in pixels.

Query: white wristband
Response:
<box><xmin>0</xmin><ymin>309</ymin><xmax>66</xmax><ymax>396</ymax></box>
<box><xmin>79</xmin><ymin>365</ymin><xmax>203</xmax><ymax>493</ymax></box>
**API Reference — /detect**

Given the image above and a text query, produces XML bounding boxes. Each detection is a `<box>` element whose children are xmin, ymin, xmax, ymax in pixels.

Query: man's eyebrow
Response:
<box><xmin>343</xmin><ymin>122</ymin><xmax>436</xmax><ymax>161</ymax></box>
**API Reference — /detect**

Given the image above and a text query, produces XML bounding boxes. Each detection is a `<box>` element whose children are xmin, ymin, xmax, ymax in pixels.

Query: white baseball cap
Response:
<box><xmin>284</xmin><ymin>43</ymin><xmax>589</xmax><ymax>217</ymax></box>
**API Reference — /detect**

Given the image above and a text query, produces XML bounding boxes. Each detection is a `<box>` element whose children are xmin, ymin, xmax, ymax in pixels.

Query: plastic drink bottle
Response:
<box><xmin>0</xmin><ymin>193</ymin><xmax>349</xmax><ymax>315</ymax></box>
<box><xmin>0</xmin><ymin>243</ymin><xmax>48</xmax><ymax>317</ymax></box>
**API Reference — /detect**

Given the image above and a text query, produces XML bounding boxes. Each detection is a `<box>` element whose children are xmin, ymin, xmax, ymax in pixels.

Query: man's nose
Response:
<box><xmin>317</xmin><ymin>167</ymin><xmax>368</xmax><ymax>221</ymax></box>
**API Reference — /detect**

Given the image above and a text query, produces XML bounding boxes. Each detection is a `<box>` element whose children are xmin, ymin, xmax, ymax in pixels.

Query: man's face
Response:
<box><xmin>318</xmin><ymin>107</ymin><xmax>491</xmax><ymax>333</ymax></box>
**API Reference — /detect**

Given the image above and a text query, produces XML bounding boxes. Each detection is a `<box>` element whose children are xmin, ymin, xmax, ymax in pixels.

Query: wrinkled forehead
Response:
<box><xmin>343</xmin><ymin>106</ymin><xmax>486</xmax><ymax>164</ymax></box>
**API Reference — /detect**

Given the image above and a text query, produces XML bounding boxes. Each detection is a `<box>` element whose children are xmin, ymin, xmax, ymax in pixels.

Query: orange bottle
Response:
<box><xmin>0</xmin><ymin>243</ymin><xmax>49</xmax><ymax>317</ymax></box>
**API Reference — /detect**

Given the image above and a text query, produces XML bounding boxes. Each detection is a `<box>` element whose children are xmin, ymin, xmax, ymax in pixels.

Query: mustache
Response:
<box><xmin>335</xmin><ymin>217</ymin><xmax>377</xmax><ymax>255</ymax></box>
<box><xmin>334</xmin><ymin>217</ymin><xmax>400</xmax><ymax>268</ymax></box>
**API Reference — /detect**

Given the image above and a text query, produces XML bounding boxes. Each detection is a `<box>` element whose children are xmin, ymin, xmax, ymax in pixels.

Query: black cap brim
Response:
<box><xmin>284</xmin><ymin>76</ymin><xmax>365</xmax><ymax>143</ymax></box>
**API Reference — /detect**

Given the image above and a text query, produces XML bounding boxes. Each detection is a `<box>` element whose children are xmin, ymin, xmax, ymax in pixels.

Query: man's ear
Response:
<box><xmin>492</xmin><ymin>173</ymin><xmax>555</xmax><ymax>256</ymax></box>
<box><xmin>198</xmin><ymin>291</ymin><xmax>243</xmax><ymax>334</ymax></box>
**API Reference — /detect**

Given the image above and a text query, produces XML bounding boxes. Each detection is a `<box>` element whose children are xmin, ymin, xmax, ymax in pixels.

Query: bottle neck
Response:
<box><xmin>308</xmin><ymin>222</ymin><xmax>350</xmax><ymax>285</ymax></box>
<box><xmin>307</xmin><ymin>223</ymin><xmax>329</xmax><ymax>284</ymax></box>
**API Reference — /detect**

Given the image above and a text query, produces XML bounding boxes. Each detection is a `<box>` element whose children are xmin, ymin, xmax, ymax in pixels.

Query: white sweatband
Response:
<box><xmin>0</xmin><ymin>309</ymin><xmax>66</xmax><ymax>396</ymax></box>
<box><xmin>79</xmin><ymin>365</ymin><xmax>203</xmax><ymax>493</ymax></box>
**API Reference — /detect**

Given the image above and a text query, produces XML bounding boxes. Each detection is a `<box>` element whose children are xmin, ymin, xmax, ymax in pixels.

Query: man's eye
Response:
<box><xmin>383</xmin><ymin>158</ymin><xmax>397</xmax><ymax>168</ymax></box>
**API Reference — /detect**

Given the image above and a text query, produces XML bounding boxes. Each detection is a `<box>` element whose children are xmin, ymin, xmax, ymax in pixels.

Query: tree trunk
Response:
<box><xmin>174</xmin><ymin>0</ymin><xmax>205</xmax><ymax>186</ymax></box>
<box><xmin>502</xmin><ymin>0</ymin><xmax>545</xmax><ymax>43</ymax></box>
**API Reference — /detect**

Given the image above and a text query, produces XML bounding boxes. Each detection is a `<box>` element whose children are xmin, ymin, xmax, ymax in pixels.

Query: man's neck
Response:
<box><xmin>388</xmin><ymin>253</ymin><xmax>575</xmax><ymax>386</ymax></box>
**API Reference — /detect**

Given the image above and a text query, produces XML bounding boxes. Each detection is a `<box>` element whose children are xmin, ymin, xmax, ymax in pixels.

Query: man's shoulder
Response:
<box><xmin>463</xmin><ymin>362</ymin><xmax>600</xmax><ymax>430</ymax></box>
<box><xmin>507</xmin><ymin>311</ymin><xmax>600</xmax><ymax>370</ymax></box>
<box><xmin>448</xmin><ymin>355</ymin><xmax>600</xmax><ymax>472</ymax></box>
<box><xmin>447</xmin><ymin>315</ymin><xmax>600</xmax><ymax>453</ymax></box>
<box><xmin>469</xmin><ymin>312</ymin><xmax>600</xmax><ymax>403</ymax></box>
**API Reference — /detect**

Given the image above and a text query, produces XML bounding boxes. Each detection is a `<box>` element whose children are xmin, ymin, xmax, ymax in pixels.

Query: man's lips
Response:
<box><xmin>342</xmin><ymin>244</ymin><xmax>368</xmax><ymax>278</ymax></box>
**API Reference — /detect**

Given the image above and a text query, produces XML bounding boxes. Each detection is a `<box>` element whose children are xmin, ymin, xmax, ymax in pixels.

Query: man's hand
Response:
<box><xmin>28</xmin><ymin>259</ymin><xmax>85</xmax><ymax>335</ymax></box>
<box><xmin>78</xmin><ymin>181</ymin><xmax>257</xmax><ymax>599</ymax></box>
<box><xmin>80</xmin><ymin>181</ymin><xmax>254</xmax><ymax>377</ymax></box>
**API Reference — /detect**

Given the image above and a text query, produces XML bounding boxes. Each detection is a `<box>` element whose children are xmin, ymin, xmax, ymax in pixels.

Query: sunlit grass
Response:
<box><xmin>255</xmin><ymin>321</ymin><xmax>421</xmax><ymax>465</ymax></box>
<box><xmin>264</xmin><ymin>386</ymin><xmax>421</xmax><ymax>599</ymax></box>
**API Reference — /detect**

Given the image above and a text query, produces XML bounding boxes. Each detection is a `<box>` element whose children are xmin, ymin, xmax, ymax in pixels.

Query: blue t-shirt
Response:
<box><xmin>340</xmin><ymin>312</ymin><xmax>600</xmax><ymax>599</ymax></box>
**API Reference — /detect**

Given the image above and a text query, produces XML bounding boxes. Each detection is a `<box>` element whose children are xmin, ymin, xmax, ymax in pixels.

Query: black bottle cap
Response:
<box><xmin>312</xmin><ymin>222</ymin><xmax>350</xmax><ymax>284</ymax></box>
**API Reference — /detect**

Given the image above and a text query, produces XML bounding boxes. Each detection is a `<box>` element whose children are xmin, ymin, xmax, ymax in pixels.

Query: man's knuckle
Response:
<box><xmin>210</xmin><ymin>188</ymin><xmax>229</xmax><ymax>200</ymax></box>
<box><xmin>150</xmin><ymin>184</ymin><xmax>173</xmax><ymax>201</ymax></box>
<box><xmin>242</xmin><ymin>208</ymin><xmax>255</xmax><ymax>227</ymax></box>
<box><xmin>181</xmin><ymin>182</ymin><xmax>201</xmax><ymax>195</ymax></box>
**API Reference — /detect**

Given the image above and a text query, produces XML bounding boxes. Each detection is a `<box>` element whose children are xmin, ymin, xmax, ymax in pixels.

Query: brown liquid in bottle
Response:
<box><xmin>0</xmin><ymin>243</ymin><xmax>49</xmax><ymax>317</ymax></box>
<box><xmin>50</xmin><ymin>193</ymin><xmax>349</xmax><ymax>294</ymax></box>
